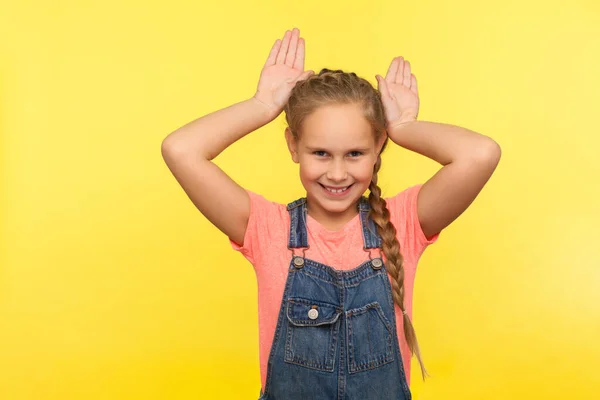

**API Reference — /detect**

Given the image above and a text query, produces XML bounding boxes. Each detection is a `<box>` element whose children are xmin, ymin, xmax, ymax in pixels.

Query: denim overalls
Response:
<box><xmin>258</xmin><ymin>196</ymin><xmax>412</xmax><ymax>400</ymax></box>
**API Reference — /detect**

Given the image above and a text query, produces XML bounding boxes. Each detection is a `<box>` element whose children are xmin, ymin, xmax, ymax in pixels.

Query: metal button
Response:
<box><xmin>293</xmin><ymin>257</ymin><xmax>305</xmax><ymax>267</ymax></box>
<box><xmin>372</xmin><ymin>258</ymin><xmax>383</xmax><ymax>269</ymax></box>
<box><xmin>308</xmin><ymin>308</ymin><xmax>319</xmax><ymax>319</ymax></box>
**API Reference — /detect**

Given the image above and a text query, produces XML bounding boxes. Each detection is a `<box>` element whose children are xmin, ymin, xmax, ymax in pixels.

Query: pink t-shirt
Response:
<box><xmin>229</xmin><ymin>183</ymin><xmax>440</xmax><ymax>391</ymax></box>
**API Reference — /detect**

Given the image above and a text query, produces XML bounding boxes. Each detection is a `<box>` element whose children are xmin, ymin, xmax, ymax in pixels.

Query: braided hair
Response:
<box><xmin>283</xmin><ymin>68</ymin><xmax>429</xmax><ymax>379</ymax></box>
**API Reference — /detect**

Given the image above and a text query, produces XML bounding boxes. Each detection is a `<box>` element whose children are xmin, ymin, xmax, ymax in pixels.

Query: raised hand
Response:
<box><xmin>376</xmin><ymin>56</ymin><xmax>420</xmax><ymax>130</ymax></box>
<box><xmin>253</xmin><ymin>28</ymin><xmax>314</xmax><ymax>117</ymax></box>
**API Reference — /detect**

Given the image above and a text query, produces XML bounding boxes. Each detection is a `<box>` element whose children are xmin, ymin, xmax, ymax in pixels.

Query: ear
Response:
<box><xmin>375</xmin><ymin>133</ymin><xmax>387</xmax><ymax>155</ymax></box>
<box><xmin>285</xmin><ymin>127</ymin><xmax>300</xmax><ymax>163</ymax></box>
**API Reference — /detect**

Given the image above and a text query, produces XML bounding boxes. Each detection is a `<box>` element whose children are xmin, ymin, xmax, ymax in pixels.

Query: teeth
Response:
<box><xmin>325</xmin><ymin>186</ymin><xmax>349</xmax><ymax>193</ymax></box>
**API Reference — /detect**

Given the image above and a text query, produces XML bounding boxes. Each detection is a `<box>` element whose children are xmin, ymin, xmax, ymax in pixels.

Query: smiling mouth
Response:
<box><xmin>320</xmin><ymin>183</ymin><xmax>354</xmax><ymax>193</ymax></box>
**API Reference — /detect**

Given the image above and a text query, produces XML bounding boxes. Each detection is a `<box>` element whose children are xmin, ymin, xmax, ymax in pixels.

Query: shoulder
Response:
<box><xmin>242</xmin><ymin>188</ymin><xmax>290</xmax><ymax>227</ymax></box>
<box><xmin>245</xmin><ymin>188</ymin><xmax>287</xmax><ymax>210</ymax></box>
<box><xmin>229</xmin><ymin>189</ymin><xmax>290</xmax><ymax>264</ymax></box>
<box><xmin>383</xmin><ymin>184</ymin><xmax>422</xmax><ymax>212</ymax></box>
<box><xmin>383</xmin><ymin>183</ymin><xmax>440</xmax><ymax>258</ymax></box>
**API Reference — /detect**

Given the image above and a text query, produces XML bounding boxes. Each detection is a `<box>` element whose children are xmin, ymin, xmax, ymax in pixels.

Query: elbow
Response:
<box><xmin>161</xmin><ymin>137</ymin><xmax>211</xmax><ymax>161</ymax></box>
<box><xmin>161</xmin><ymin>137</ymin><xmax>179</xmax><ymax>158</ymax></box>
<box><xmin>161</xmin><ymin>138</ymin><xmax>178</xmax><ymax>166</ymax></box>
<box><xmin>473</xmin><ymin>138</ymin><xmax>501</xmax><ymax>164</ymax></box>
<box><xmin>161</xmin><ymin>137</ymin><xmax>191</xmax><ymax>162</ymax></box>
<box><xmin>484</xmin><ymin>140</ymin><xmax>501</xmax><ymax>163</ymax></box>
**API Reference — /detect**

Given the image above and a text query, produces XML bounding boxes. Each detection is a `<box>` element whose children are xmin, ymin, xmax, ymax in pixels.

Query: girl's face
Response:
<box><xmin>285</xmin><ymin>103</ymin><xmax>386</xmax><ymax>225</ymax></box>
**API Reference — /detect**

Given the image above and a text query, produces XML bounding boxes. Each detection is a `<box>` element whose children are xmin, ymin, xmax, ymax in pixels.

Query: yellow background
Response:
<box><xmin>1</xmin><ymin>0</ymin><xmax>599</xmax><ymax>399</ymax></box>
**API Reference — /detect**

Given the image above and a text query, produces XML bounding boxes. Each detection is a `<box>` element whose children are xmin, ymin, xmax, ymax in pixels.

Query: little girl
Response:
<box><xmin>162</xmin><ymin>27</ymin><xmax>501</xmax><ymax>400</ymax></box>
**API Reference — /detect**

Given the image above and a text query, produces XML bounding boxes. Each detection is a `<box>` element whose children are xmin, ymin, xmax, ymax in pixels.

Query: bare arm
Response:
<box><xmin>161</xmin><ymin>97</ymin><xmax>276</xmax><ymax>245</ymax></box>
<box><xmin>161</xmin><ymin>28</ymin><xmax>313</xmax><ymax>245</ymax></box>
<box><xmin>377</xmin><ymin>57</ymin><xmax>501</xmax><ymax>239</ymax></box>
<box><xmin>388</xmin><ymin>120</ymin><xmax>501</xmax><ymax>239</ymax></box>
<box><xmin>162</xmin><ymin>97</ymin><xmax>276</xmax><ymax>161</ymax></box>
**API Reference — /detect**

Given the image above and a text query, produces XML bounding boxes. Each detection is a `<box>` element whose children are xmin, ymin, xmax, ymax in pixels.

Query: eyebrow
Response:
<box><xmin>305</xmin><ymin>146</ymin><xmax>371</xmax><ymax>152</ymax></box>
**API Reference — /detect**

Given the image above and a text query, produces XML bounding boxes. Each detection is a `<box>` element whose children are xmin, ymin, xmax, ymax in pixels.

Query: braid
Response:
<box><xmin>368</xmin><ymin>155</ymin><xmax>429</xmax><ymax>380</ymax></box>
<box><xmin>284</xmin><ymin>67</ymin><xmax>430</xmax><ymax>378</ymax></box>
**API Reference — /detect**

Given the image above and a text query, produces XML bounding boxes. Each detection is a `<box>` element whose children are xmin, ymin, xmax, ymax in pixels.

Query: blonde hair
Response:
<box><xmin>283</xmin><ymin>68</ymin><xmax>429</xmax><ymax>380</ymax></box>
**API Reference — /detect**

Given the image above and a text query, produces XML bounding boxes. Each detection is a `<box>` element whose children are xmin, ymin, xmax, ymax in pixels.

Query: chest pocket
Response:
<box><xmin>346</xmin><ymin>301</ymin><xmax>395</xmax><ymax>373</ymax></box>
<box><xmin>284</xmin><ymin>297</ymin><xmax>342</xmax><ymax>372</ymax></box>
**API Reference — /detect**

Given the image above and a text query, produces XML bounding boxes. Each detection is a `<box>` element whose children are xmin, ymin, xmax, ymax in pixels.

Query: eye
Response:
<box><xmin>348</xmin><ymin>151</ymin><xmax>363</xmax><ymax>157</ymax></box>
<box><xmin>313</xmin><ymin>151</ymin><xmax>328</xmax><ymax>157</ymax></box>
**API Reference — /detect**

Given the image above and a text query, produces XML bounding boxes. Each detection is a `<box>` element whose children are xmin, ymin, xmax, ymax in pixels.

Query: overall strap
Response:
<box><xmin>286</xmin><ymin>198</ymin><xmax>309</xmax><ymax>249</ymax></box>
<box><xmin>358</xmin><ymin>196</ymin><xmax>383</xmax><ymax>249</ymax></box>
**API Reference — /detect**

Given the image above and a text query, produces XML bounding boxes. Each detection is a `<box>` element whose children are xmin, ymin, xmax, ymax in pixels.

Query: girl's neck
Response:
<box><xmin>305</xmin><ymin>199</ymin><xmax>360</xmax><ymax>232</ymax></box>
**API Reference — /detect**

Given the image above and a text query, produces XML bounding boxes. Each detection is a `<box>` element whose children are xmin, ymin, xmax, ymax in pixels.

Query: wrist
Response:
<box><xmin>388</xmin><ymin>117</ymin><xmax>417</xmax><ymax>132</ymax></box>
<box><xmin>251</xmin><ymin>94</ymin><xmax>281</xmax><ymax>121</ymax></box>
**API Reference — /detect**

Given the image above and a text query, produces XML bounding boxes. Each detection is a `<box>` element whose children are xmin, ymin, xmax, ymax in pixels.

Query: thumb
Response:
<box><xmin>296</xmin><ymin>70</ymin><xmax>314</xmax><ymax>83</ymax></box>
<box><xmin>376</xmin><ymin>74</ymin><xmax>389</xmax><ymax>98</ymax></box>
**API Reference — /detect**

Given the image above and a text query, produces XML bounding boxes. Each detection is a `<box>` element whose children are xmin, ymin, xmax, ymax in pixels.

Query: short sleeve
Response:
<box><xmin>385</xmin><ymin>184</ymin><xmax>441</xmax><ymax>260</ymax></box>
<box><xmin>228</xmin><ymin>189</ymin><xmax>287</xmax><ymax>266</ymax></box>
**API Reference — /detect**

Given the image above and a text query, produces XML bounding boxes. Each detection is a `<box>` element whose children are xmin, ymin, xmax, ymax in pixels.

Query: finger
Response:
<box><xmin>265</xmin><ymin>39</ymin><xmax>282</xmax><ymax>67</ymax></box>
<box><xmin>411</xmin><ymin>74</ymin><xmax>418</xmax><ymax>95</ymax></box>
<box><xmin>395</xmin><ymin>57</ymin><xmax>405</xmax><ymax>84</ymax></box>
<box><xmin>385</xmin><ymin>57</ymin><xmax>399</xmax><ymax>83</ymax></box>
<box><xmin>295</xmin><ymin>69</ymin><xmax>314</xmax><ymax>83</ymax></box>
<box><xmin>276</xmin><ymin>30</ymin><xmax>291</xmax><ymax>64</ymax></box>
<box><xmin>403</xmin><ymin>61</ymin><xmax>412</xmax><ymax>88</ymax></box>
<box><xmin>285</xmin><ymin>28</ymin><xmax>299</xmax><ymax>67</ymax></box>
<box><xmin>293</xmin><ymin>37</ymin><xmax>305</xmax><ymax>71</ymax></box>
<box><xmin>376</xmin><ymin>75</ymin><xmax>391</xmax><ymax>100</ymax></box>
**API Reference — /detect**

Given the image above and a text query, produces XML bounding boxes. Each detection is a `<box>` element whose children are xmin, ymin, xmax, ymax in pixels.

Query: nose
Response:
<box><xmin>326</xmin><ymin>159</ymin><xmax>348</xmax><ymax>182</ymax></box>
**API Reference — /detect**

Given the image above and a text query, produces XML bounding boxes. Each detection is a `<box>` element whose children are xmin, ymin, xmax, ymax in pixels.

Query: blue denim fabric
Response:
<box><xmin>258</xmin><ymin>196</ymin><xmax>411</xmax><ymax>400</ymax></box>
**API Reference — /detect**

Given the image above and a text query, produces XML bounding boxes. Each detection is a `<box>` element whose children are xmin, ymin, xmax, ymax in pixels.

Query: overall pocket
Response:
<box><xmin>284</xmin><ymin>297</ymin><xmax>342</xmax><ymax>372</ymax></box>
<box><xmin>346</xmin><ymin>301</ymin><xmax>395</xmax><ymax>374</ymax></box>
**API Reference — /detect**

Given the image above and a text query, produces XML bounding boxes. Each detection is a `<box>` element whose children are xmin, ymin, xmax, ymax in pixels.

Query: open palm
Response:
<box><xmin>376</xmin><ymin>56</ymin><xmax>420</xmax><ymax>129</ymax></box>
<box><xmin>254</xmin><ymin>28</ymin><xmax>314</xmax><ymax>115</ymax></box>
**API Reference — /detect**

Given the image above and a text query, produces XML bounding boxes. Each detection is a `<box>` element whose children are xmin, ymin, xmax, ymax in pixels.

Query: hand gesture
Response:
<box><xmin>254</xmin><ymin>28</ymin><xmax>314</xmax><ymax>117</ymax></box>
<box><xmin>376</xmin><ymin>56</ymin><xmax>420</xmax><ymax>130</ymax></box>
